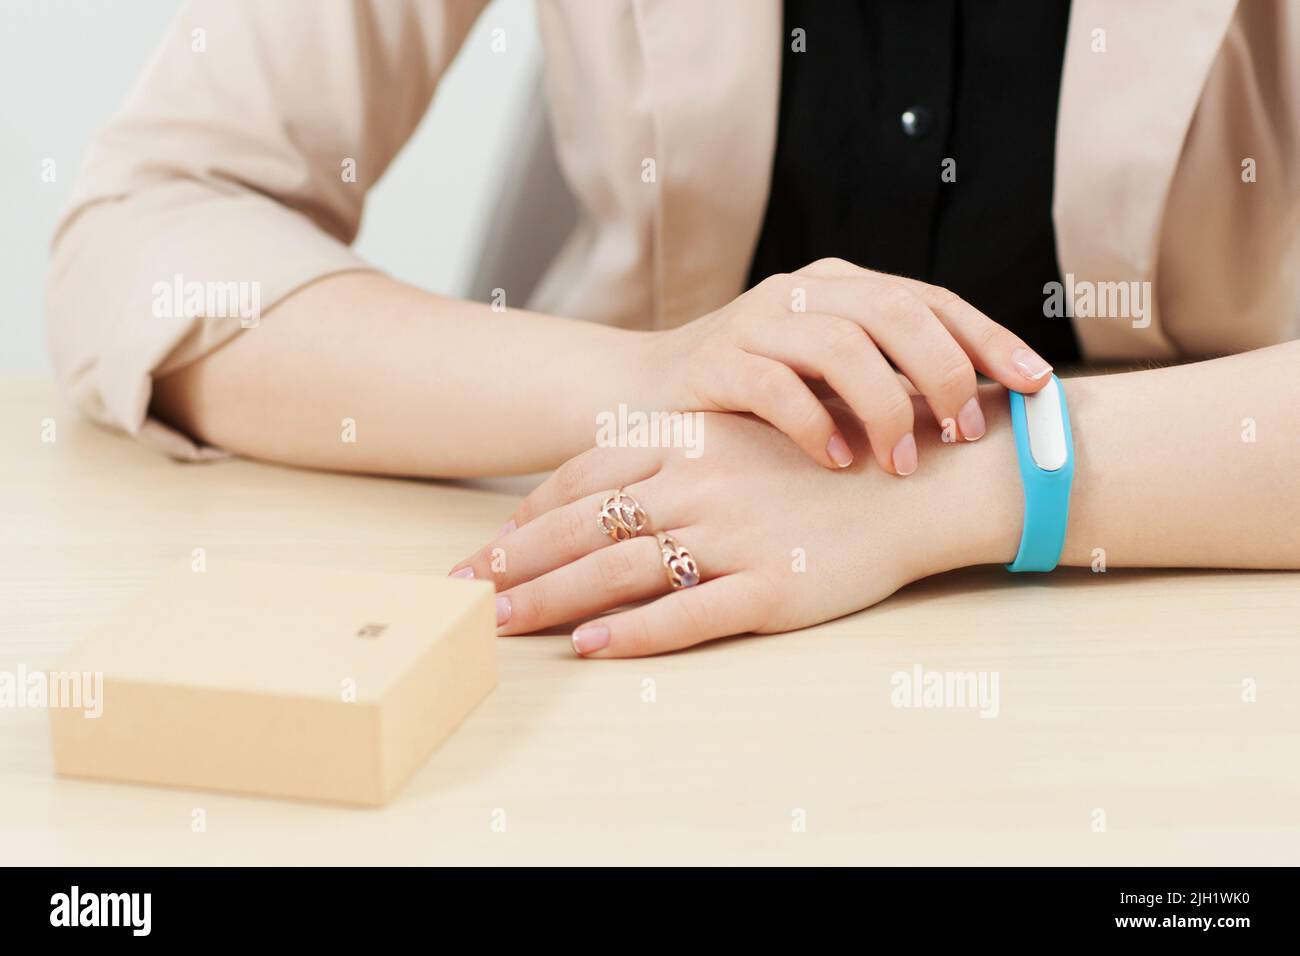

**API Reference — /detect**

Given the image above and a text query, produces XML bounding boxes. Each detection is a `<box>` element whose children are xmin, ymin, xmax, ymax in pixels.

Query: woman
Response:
<box><xmin>47</xmin><ymin>1</ymin><xmax>1300</xmax><ymax>657</ymax></box>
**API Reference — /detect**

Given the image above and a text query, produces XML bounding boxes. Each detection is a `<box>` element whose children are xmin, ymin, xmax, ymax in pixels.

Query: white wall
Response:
<box><xmin>0</xmin><ymin>0</ymin><xmax>543</xmax><ymax>375</ymax></box>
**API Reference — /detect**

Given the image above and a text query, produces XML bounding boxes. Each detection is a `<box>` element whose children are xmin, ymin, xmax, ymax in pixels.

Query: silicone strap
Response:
<box><xmin>1006</xmin><ymin>375</ymin><xmax>1074</xmax><ymax>572</ymax></box>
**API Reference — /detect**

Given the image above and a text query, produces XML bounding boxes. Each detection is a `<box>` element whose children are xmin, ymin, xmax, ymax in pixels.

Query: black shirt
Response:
<box><xmin>748</xmin><ymin>0</ymin><xmax>1078</xmax><ymax>363</ymax></box>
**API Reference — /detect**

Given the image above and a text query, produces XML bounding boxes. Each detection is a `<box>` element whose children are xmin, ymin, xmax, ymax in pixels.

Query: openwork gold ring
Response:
<box><xmin>597</xmin><ymin>489</ymin><xmax>648</xmax><ymax>543</ymax></box>
<box><xmin>656</xmin><ymin>533</ymin><xmax>700</xmax><ymax>589</ymax></box>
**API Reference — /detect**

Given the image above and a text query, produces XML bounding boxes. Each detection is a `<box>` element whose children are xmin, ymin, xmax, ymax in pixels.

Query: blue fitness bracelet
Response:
<box><xmin>1006</xmin><ymin>375</ymin><xmax>1074</xmax><ymax>572</ymax></box>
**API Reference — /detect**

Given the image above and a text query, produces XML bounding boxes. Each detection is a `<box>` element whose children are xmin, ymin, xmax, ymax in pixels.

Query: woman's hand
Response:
<box><xmin>449</xmin><ymin>392</ymin><xmax>1024</xmax><ymax>657</ymax></box>
<box><xmin>151</xmin><ymin>263</ymin><xmax>1050</xmax><ymax>481</ymax></box>
<box><xmin>647</xmin><ymin>258</ymin><xmax>1054</xmax><ymax>475</ymax></box>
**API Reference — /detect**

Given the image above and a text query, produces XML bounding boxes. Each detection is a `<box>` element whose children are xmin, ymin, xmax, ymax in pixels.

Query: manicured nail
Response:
<box><xmin>1012</xmin><ymin>348</ymin><xmax>1052</xmax><ymax>381</ymax></box>
<box><xmin>449</xmin><ymin>567</ymin><xmax>474</xmax><ymax>579</ymax></box>
<box><xmin>571</xmin><ymin>625</ymin><xmax>610</xmax><ymax>656</ymax></box>
<box><xmin>498</xmin><ymin>519</ymin><xmax>516</xmax><ymax>537</ymax></box>
<box><xmin>957</xmin><ymin>396</ymin><xmax>986</xmax><ymax>441</ymax></box>
<box><xmin>891</xmin><ymin>433</ymin><xmax>917</xmax><ymax>476</ymax></box>
<box><xmin>495</xmin><ymin>595</ymin><xmax>512</xmax><ymax>626</ymax></box>
<box><xmin>826</xmin><ymin>432</ymin><xmax>853</xmax><ymax>468</ymax></box>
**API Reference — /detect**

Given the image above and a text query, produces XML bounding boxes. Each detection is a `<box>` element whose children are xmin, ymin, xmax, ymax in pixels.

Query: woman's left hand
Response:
<box><xmin>449</xmin><ymin>396</ymin><xmax>1021</xmax><ymax>657</ymax></box>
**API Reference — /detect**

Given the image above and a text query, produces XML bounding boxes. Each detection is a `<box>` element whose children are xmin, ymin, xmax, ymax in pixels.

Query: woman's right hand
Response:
<box><xmin>452</xmin><ymin>397</ymin><xmax>1024</xmax><ymax>656</ymax></box>
<box><xmin>648</xmin><ymin>257</ymin><xmax>1055</xmax><ymax>475</ymax></box>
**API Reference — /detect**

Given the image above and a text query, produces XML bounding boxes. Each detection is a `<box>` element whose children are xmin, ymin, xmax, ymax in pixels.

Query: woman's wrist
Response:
<box><xmin>952</xmin><ymin>384</ymin><xmax>1025</xmax><ymax>570</ymax></box>
<box><xmin>557</xmin><ymin>327</ymin><xmax>661</xmax><ymax>450</ymax></box>
<box><xmin>926</xmin><ymin>375</ymin><xmax>1100</xmax><ymax>576</ymax></box>
<box><xmin>895</xmin><ymin>383</ymin><xmax>1025</xmax><ymax>578</ymax></box>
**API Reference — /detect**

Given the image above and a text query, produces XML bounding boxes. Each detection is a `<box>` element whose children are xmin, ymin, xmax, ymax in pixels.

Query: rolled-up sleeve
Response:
<box><xmin>45</xmin><ymin>0</ymin><xmax>486</xmax><ymax>459</ymax></box>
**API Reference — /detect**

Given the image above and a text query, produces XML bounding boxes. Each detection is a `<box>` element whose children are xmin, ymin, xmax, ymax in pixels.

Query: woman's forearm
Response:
<box><xmin>151</xmin><ymin>272</ymin><xmax>651</xmax><ymax>477</ymax></box>
<box><xmin>444</xmin><ymin>339</ymin><xmax>1300</xmax><ymax>656</ymax></box>
<box><xmin>963</xmin><ymin>341</ymin><xmax>1300</xmax><ymax>571</ymax></box>
<box><xmin>1062</xmin><ymin>341</ymin><xmax>1300</xmax><ymax>569</ymax></box>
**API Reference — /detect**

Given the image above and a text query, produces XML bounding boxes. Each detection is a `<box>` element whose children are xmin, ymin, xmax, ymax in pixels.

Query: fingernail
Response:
<box><xmin>498</xmin><ymin>519</ymin><xmax>516</xmax><ymax>537</ymax></box>
<box><xmin>1012</xmin><ymin>348</ymin><xmax>1053</xmax><ymax>381</ymax></box>
<box><xmin>571</xmin><ymin>625</ymin><xmax>610</xmax><ymax>656</ymax></box>
<box><xmin>495</xmin><ymin>595</ymin><xmax>512</xmax><ymax>626</ymax></box>
<box><xmin>449</xmin><ymin>567</ymin><xmax>475</xmax><ymax>579</ymax></box>
<box><xmin>891</xmin><ymin>433</ymin><xmax>918</xmax><ymax>476</ymax></box>
<box><xmin>826</xmin><ymin>432</ymin><xmax>853</xmax><ymax>468</ymax></box>
<box><xmin>957</xmin><ymin>396</ymin><xmax>986</xmax><ymax>441</ymax></box>
<box><xmin>889</xmin><ymin>434</ymin><xmax>920</xmax><ymax>478</ymax></box>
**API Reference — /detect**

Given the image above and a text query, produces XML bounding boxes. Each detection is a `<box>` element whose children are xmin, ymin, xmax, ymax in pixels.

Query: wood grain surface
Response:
<box><xmin>2</xmin><ymin>378</ymin><xmax>1297</xmax><ymax>865</ymax></box>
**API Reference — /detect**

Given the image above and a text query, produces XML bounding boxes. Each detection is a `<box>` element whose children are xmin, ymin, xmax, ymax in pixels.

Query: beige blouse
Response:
<box><xmin>45</xmin><ymin>0</ymin><xmax>1300</xmax><ymax>459</ymax></box>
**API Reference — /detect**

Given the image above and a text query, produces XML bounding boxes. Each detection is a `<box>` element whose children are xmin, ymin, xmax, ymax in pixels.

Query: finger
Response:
<box><xmin>452</xmin><ymin>472</ymin><xmax>684</xmax><ymax>588</ymax></box>
<box><xmin>570</xmin><ymin>573</ymin><xmax>764</xmax><ymax>658</ymax></box>
<box><xmin>451</xmin><ymin>490</ymin><xmax>615</xmax><ymax>586</ymax></box>
<box><xmin>874</xmin><ymin>275</ymin><xmax>1055</xmax><ymax>392</ymax></box>
<box><xmin>807</xmin><ymin>371</ymin><xmax>916</xmax><ymax>400</ymax></box>
<box><xmin>497</xmin><ymin>533</ymin><xmax>682</xmax><ymax>635</ymax></box>
<box><xmin>790</xmin><ymin>256</ymin><xmax>863</xmax><ymax>278</ymax></box>
<box><xmin>784</xmin><ymin>276</ymin><xmax>981</xmax><ymax>443</ymax></box>
<box><xmin>708</xmin><ymin>352</ymin><xmax>851</xmax><ymax>469</ymax></box>
<box><xmin>735</xmin><ymin>315</ymin><xmax>916</xmax><ymax>475</ymax></box>
<box><xmin>790</xmin><ymin>259</ymin><xmax>1054</xmax><ymax>393</ymax></box>
<box><xmin>511</xmin><ymin>444</ymin><xmax>661</xmax><ymax>528</ymax></box>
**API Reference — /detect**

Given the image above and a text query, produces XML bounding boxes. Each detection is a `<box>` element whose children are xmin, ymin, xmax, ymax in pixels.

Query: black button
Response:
<box><xmin>900</xmin><ymin>106</ymin><xmax>932</xmax><ymax>138</ymax></box>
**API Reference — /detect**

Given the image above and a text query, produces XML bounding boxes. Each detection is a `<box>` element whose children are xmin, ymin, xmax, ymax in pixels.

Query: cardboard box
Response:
<box><xmin>49</xmin><ymin>561</ymin><xmax>496</xmax><ymax>806</ymax></box>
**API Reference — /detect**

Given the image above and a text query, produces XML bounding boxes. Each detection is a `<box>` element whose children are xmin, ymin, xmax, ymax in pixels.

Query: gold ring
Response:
<box><xmin>597</xmin><ymin>489</ymin><xmax>648</xmax><ymax>542</ymax></box>
<box><xmin>656</xmin><ymin>533</ymin><xmax>699</xmax><ymax>589</ymax></box>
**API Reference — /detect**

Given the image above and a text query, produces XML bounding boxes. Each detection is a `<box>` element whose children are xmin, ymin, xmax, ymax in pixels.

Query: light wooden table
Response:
<box><xmin>2</xmin><ymin>377</ymin><xmax>1297</xmax><ymax>865</ymax></box>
